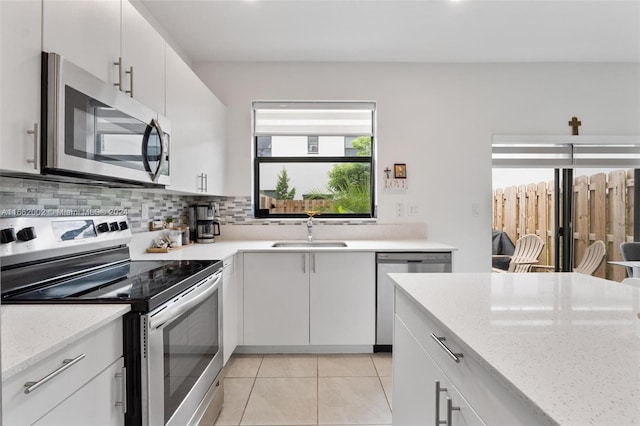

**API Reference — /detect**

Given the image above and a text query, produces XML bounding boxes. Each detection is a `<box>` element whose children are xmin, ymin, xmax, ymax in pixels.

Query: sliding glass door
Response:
<box><xmin>492</xmin><ymin>136</ymin><xmax>638</xmax><ymax>280</ymax></box>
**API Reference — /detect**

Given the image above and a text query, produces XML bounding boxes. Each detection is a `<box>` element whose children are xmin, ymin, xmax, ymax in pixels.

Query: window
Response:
<box><xmin>344</xmin><ymin>136</ymin><xmax>358</xmax><ymax>156</ymax></box>
<box><xmin>253</xmin><ymin>101</ymin><xmax>376</xmax><ymax>218</ymax></box>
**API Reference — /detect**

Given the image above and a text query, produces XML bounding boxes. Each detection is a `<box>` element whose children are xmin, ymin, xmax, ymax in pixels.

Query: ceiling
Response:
<box><xmin>137</xmin><ymin>0</ymin><xmax>640</xmax><ymax>63</ymax></box>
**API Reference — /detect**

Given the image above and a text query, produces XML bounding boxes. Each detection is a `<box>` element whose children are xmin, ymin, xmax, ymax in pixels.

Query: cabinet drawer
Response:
<box><xmin>395</xmin><ymin>291</ymin><xmax>548</xmax><ymax>425</ymax></box>
<box><xmin>3</xmin><ymin>318</ymin><xmax>123</xmax><ymax>425</ymax></box>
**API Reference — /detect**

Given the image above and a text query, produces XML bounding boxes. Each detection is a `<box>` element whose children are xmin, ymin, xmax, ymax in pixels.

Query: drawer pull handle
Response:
<box><xmin>447</xmin><ymin>397</ymin><xmax>461</xmax><ymax>426</ymax></box>
<box><xmin>24</xmin><ymin>353</ymin><xmax>86</xmax><ymax>394</ymax></box>
<box><xmin>435</xmin><ymin>380</ymin><xmax>448</xmax><ymax>425</ymax></box>
<box><xmin>430</xmin><ymin>333</ymin><xmax>463</xmax><ymax>363</ymax></box>
<box><xmin>115</xmin><ymin>366</ymin><xmax>127</xmax><ymax>413</ymax></box>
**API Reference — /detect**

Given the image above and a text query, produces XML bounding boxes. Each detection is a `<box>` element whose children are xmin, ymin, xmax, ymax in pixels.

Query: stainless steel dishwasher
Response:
<box><xmin>376</xmin><ymin>252</ymin><xmax>452</xmax><ymax>351</ymax></box>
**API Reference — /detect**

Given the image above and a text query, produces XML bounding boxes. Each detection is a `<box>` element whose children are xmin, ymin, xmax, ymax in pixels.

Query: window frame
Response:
<box><xmin>252</xmin><ymin>101</ymin><xmax>376</xmax><ymax>219</ymax></box>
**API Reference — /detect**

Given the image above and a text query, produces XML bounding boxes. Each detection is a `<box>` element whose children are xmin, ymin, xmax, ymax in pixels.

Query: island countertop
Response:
<box><xmin>390</xmin><ymin>272</ymin><xmax>640</xmax><ymax>426</ymax></box>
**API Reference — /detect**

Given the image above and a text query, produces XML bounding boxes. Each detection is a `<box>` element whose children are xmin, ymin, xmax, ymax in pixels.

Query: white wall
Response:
<box><xmin>193</xmin><ymin>61</ymin><xmax>640</xmax><ymax>272</ymax></box>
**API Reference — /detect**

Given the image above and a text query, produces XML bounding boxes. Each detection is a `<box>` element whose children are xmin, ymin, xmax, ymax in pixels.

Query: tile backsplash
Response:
<box><xmin>0</xmin><ymin>177</ymin><xmax>377</xmax><ymax>233</ymax></box>
<box><xmin>0</xmin><ymin>176</ymin><xmax>195</xmax><ymax>233</ymax></box>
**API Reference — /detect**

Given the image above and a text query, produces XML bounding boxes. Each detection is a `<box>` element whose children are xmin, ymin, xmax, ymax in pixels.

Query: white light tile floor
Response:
<box><xmin>213</xmin><ymin>353</ymin><xmax>393</xmax><ymax>426</ymax></box>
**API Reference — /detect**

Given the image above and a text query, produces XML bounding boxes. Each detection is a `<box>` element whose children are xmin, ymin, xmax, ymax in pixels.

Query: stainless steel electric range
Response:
<box><xmin>0</xmin><ymin>215</ymin><xmax>224</xmax><ymax>426</ymax></box>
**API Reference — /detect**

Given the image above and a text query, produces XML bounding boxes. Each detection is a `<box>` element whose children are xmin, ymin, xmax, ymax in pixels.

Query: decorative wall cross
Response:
<box><xmin>568</xmin><ymin>116</ymin><xmax>581</xmax><ymax>135</ymax></box>
<box><xmin>384</xmin><ymin>167</ymin><xmax>392</xmax><ymax>179</ymax></box>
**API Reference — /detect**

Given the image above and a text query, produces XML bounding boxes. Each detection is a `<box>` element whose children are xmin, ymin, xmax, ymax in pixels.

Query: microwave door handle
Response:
<box><xmin>143</xmin><ymin>118</ymin><xmax>168</xmax><ymax>183</ymax></box>
<box><xmin>149</xmin><ymin>271</ymin><xmax>222</xmax><ymax>330</ymax></box>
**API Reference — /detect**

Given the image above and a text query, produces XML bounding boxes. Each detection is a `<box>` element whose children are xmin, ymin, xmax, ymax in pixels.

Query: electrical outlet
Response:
<box><xmin>408</xmin><ymin>203</ymin><xmax>419</xmax><ymax>216</ymax></box>
<box><xmin>396</xmin><ymin>202</ymin><xmax>405</xmax><ymax>217</ymax></box>
<box><xmin>142</xmin><ymin>203</ymin><xmax>149</xmax><ymax>220</ymax></box>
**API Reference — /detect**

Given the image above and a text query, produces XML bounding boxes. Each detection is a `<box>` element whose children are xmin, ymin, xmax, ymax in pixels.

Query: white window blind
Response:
<box><xmin>492</xmin><ymin>135</ymin><xmax>640</xmax><ymax>168</ymax></box>
<box><xmin>253</xmin><ymin>101</ymin><xmax>375</xmax><ymax>136</ymax></box>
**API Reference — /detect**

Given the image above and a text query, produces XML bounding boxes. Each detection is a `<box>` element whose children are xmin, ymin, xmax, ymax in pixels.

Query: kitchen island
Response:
<box><xmin>391</xmin><ymin>272</ymin><xmax>640</xmax><ymax>426</ymax></box>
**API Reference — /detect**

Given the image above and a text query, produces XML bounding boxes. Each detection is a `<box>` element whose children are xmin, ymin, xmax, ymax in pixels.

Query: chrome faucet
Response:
<box><xmin>305</xmin><ymin>211</ymin><xmax>319</xmax><ymax>242</ymax></box>
<box><xmin>306</xmin><ymin>217</ymin><xmax>314</xmax><ymax>242</ymax></box>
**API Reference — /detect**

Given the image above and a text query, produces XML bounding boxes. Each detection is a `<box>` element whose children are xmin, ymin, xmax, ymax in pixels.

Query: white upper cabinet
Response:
<box><xmin>166</xmin><ymin>45</ymin><xmax>226</xmax><ymax>195</ymax></box>
<box><xmin>0</xmin><ymin>0</ymin><xmax>42</xmax><ymax>174</ymax></box>
<box><xmin>43</xmin><ymin>1</ymin><xmax>165</xmax><ymax>113</ymax></box>
<box><xmin>42</xmin><ymin>0</ymin><xmax>121</xmax><ymax>86</ymax></box>
<box><xmin>121</xmin><ymin>0</ymin><xmax>166</xmax><ymax>114</ymax></box>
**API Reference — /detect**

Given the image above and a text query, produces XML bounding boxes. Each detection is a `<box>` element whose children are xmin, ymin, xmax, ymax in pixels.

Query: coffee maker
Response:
<box><xmin>189</xmin><ymin>203</ymin><xmax>221</xmax><ymax>244</ymax></box>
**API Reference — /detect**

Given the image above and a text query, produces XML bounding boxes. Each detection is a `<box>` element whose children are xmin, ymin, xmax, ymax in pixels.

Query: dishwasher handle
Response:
<box><xmin>376</xmin><ymin>252</ymin><xmax>451</xmax><ymax>264</ymax></box>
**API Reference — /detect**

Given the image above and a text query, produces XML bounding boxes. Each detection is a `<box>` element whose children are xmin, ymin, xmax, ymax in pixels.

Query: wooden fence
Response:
<box><xmin>259</xmin><ymin>195</ymin><xmax>332</xmax><ymax>214</ymax></box>
<box><xmin>493</xmin><ymin>169</ymin><xmax>635</xmax><ymax>281</ymax></box>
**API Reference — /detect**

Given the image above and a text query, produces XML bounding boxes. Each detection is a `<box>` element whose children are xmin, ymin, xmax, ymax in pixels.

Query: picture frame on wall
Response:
<box><xmin>394</xmin><ymin>163</ymin><xmax>407</xmax><ymax>179</ymax></box>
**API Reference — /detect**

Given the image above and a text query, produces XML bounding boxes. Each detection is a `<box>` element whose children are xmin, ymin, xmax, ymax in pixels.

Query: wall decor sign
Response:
<box><xmin>394</xmin><ymin>163</ymin><xmax>407</xmax><ymax>179</ymax></box>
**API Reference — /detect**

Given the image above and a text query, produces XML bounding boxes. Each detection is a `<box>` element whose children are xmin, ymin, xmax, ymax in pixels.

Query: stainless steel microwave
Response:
<box><xmin>42</xmin><ymin>52</ymin><xmax>170</xmax><ymax>187</ymax></box>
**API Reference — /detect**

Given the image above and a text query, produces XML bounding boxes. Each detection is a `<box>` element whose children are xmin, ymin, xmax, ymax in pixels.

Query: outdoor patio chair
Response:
<box><xmin>492</xmin><ymin>234</ymin><xmax>545</xmax><ymax>273</ymax></box>
<box><xmin>574</xmin><ymin>240</ymin><xmax>606</xmax><ymax>275</ymax></box>
<box><xmin>620</xmin><ymin>242</ymin><xmax>640</xmax><ymax>277</ymax></box>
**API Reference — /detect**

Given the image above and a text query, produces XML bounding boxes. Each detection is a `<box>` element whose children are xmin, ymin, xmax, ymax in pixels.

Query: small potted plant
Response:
<box><xmin>165</xmin><ymin>216</ymin><xmax>174</xmax><ymax>229</ymax></box>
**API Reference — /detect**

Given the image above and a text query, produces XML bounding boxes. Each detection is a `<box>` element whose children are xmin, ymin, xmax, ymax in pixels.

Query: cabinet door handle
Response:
<box><xmin>447</xmin><ymin>397</ymin><xmax>461</xmax><ymax>426</ymax></box>
<box><xmin>430</xmin><ymin>333</ymin><xmax>463</xmax><ymax>363</ymax></box>
<box><xmin>311</xmin><ymin>253</ymin><xmax>316</xmax><ymax>273</ymax></box>
<box><xmin>435</xmin><ymin>380</ymin><xmax>447</xmax><ymax>425</ymax></box>
<box><xmin>26</xmin><ymin>123</ymin><xmax>39</xmax><ymax>169</ymax></box>
<box><xmin>115</xmin><ymin>366</ymin><xmax>127</xmax><ymax>413</ymax></box>
<box><xmin>198</xmin><ymin>173</ymin><xmax>204</xmax><ymax>192</ymax></box>
<box><xmin>197</xmin><ymin>173</ymin><xmax>208</xmax><ymax>192</ymax></box>
<box><xmin>125</xmin><ymin>66</ymin><xmax>134</xmax><ymax>97</ymax></box>
<box><xmin>114</xmin><ymin>57</ymin><xmax>123</xmax><ymax>90</ymax></box>
<box><xmin>302</xmin><ymin>253</ymin><xmax>306</xmax><ymax>273</ymax></box>
<box><xmin>24</xmin><ymin>353</ymin><xmax>85</xmax><ymax>394</ymax></box>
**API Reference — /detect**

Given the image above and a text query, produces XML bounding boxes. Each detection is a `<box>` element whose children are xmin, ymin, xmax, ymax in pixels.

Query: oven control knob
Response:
<box><xmin>119</xmin><ymin>221</ymin><xmax>128</xmax><ymax>231</ymax></box>
<box><xmin>1</xmin><ymin>228</ymin><xmax>16</xmax><ymax>244</ymax></box>
<box><xmin>16</xmin><ymin>227</ymin><xmax>37</xmax><ymax>241</ymax></box>
<box><xmin>109</xmin><ymin>222</ymin><xmax>119</xmax><ymax>232</ymax></box>
<box><xmin>96</xmin><ymin>222</ymin><xmax>109</xmax><ymax>233</ymax></box>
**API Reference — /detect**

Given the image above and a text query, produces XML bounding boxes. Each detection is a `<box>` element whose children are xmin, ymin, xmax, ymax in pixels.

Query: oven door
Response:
<box><xmin>144</xmin><ymin>270</ymin><xmax>223</xmax><ymax>426</ymax></box>
<box><xmin>43</xmin><ymin>52</ymin><xmax>170</xmax><ymax>186</ymax></box>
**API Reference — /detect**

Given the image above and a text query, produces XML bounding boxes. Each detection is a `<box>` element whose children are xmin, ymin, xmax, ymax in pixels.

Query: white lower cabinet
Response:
<box><xmin>222</xmin><ymin>254</ymin><xmax>238</xmax><ymax>364</ymax></box>
<box><xmin>243</xmin><ymin>252</ymin><xmax>310</xmax><ymax>345</ymax></box>
<box><xmin>310</xmin><ymin>252</ymin><xmax>374</xmax><ymax>345</ymax></box>
<box><xmin>393</xmin><ymin>290</ymin><xmax>547</xmax><ymax>426</ymax></box>
<box><xmin>393</xmin><ymin>315</ymin><xmax>484</xmax><ymax>426</ymax></box>
<box><xmin>2</xmin><ymin>318</ymin><xmax>125</xmax><ymax>426</ymax></box>
<box><xmin>243</xmin><ymin>251</ymin><xmax>375</xmax><ymax>346</ymax></box>
<box><xmin>33</xmin><ymin>357</ymin><xmax>125</xmax><ymax>426</ymax></box>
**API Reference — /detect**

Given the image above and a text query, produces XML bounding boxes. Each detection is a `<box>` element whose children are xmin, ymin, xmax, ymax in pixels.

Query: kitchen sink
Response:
<box><xmin>271</xmin><ymin>241</ymin><xmax>348</xmax><ymax>248</ymax></box>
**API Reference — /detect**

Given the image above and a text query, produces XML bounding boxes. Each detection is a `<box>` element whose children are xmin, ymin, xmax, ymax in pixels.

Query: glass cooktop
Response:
<box><xmin>2</xmin><ymin>259</ymin><xmax>221</xmax><ymax>312</ymax></box>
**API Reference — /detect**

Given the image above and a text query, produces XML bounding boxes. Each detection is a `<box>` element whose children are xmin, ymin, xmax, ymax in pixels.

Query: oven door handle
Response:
<box><xmin>149</xmin><ymin>270</ymin><xmax>222</xmax><ymax>330</ymax></box>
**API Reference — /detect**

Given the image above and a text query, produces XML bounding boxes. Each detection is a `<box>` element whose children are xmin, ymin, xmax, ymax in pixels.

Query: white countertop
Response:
<box><xmin>1</xmin><ymin>304</ymin><xmax>130</xmax><ymax>380</ymax></box>
<box><xmin>1</xmin><ymin>237</ymin><xmax>453</xmax><ymax>381</ymax></box>
<box><xmin>129</xmin><ymin>235</ymin><xmax>457</xmax><ymax>262</ymax></box>
<box><xmin>391</xmin><ymin>272</ymin><xmax>640</xmax><ymax>426</ymax></box>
